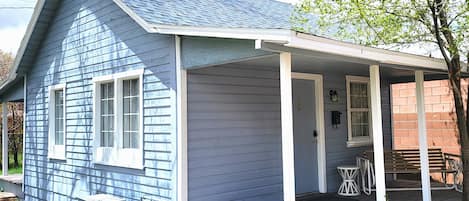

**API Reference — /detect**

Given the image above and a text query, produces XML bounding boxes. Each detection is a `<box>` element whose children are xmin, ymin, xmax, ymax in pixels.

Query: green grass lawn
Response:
<box><xmin>0</xmin><ymin>153</ymin><xmax>22</xmax><ymax>175</ymax></box>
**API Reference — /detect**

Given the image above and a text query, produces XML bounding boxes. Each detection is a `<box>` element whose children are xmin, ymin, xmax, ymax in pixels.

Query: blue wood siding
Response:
<box><xmin>187</xmin><ymin>65</ymin><xmax>283</xmax><ymax>201</ymax></box>
<box><xmin>187</xmin><ymin>64</ymin><xmax>392</xmax><ymax>200</ymax></box>
<box><xmin>322</xmin><ymin>71</ymin><xmax>392</xmax><ymax>191</ymax></box>
<box><xmin>1</xmin><ymin>77</ymin><xmax>24</xmax><ymax>102</ymax></box>
<box><xmin>181</xmin><ymin>37</ymin><xmax>271</xmax><ymax>69</ymax></box>
<box><xmin>23</xmin><ymin>1</ymin><xmax>177</xmax><ymax>200</ymax></box>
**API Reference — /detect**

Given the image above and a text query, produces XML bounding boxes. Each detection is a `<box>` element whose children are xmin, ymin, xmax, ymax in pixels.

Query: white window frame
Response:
<box><xmin>48</xmin><ymin>83</ymin><xmax>66</xmax><ymax>160</ymax></box>
<box><xmin>346</xmin><ymin>75</ymin><xmax>373</xmax><ymax>147</ymax></box>
<box><xmin>92</xmin><ymin>69</ymin><xmax>144</xmax><ymax>169</ymax></box>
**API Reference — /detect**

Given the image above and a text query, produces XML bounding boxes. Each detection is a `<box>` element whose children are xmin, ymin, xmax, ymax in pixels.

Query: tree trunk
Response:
<box><xmin>464</xmin><ymin>80</ymin><xmax>469</xmax><ymax>201</ymax></box>
<box><xmin>446</xmin><ymin>59</ymin><xmax>469</xmax><ymax>200</ymax></box>
<box><xmin>13</xmin><ymin>147</ymin><xmax>18</xmax><ymax>168</ymax></box>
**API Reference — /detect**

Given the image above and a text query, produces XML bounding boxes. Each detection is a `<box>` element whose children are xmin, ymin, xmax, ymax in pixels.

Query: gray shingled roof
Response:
<box><xmin>120</xmin><ymin>0</ymin><xmax>295</xmax><ymax>30</ymax></box>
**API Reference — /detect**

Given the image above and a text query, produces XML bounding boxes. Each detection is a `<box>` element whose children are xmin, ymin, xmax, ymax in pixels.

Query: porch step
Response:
<box><xmin>0</xmin><ymin>192</ymin><xmax>17</xmax><ymax>201</ymax></box>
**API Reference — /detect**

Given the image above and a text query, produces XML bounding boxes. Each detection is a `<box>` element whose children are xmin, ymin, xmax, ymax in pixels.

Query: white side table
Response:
<box><xmin>337</xmin><ymin>165</ymin><xmax>360</xmax><ymax>196</ymax></box>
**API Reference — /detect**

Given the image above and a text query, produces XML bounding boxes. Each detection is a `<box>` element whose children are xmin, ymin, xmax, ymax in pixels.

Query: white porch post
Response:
<box><xmin>280</xmin><ymin>52</ymin><xmax>295</xmax><ymax>201</ymax></box>
<box><xmin>175</xmin><ymin>36</ymin><xmax>188</xmax><ymax>201</ymax></box>
<box><xmin>2</xmin><ymin>102</ymin><xmax>7</xmax><ymax>176</ymax></box>
<box><xmin>369</xmin><ymin>65</ymin><xmax>386</xmax><ymax>201</ymax></box>
<box><xmin>415</xmin><ymin>70</ymin><xmax>432</xmax><ymax>201</ymax></box>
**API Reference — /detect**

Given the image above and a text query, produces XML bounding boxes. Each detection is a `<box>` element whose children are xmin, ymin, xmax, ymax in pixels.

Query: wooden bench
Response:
<box><xmin>357</xmin><ymin>148</ymin><xmax>461</xmax><ymax>194</ymax></box>
<box><xmin>364</xmin><ymin>148</ymin><xmax>456</xmax><ymax>176</ymax></box>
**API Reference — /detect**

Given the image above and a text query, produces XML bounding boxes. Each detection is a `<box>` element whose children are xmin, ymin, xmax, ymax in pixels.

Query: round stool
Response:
<box><xmin>337</xmin><ymin>165</ymin><xmax>360</xmax><ymax>196</ymax></box>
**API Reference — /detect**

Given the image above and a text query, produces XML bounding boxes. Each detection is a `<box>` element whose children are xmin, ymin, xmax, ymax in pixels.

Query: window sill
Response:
<box><xmin>48</xmin><ymin>155</ymin><xmax>66</xmax><ymax>161</ymax></box>
<box><xmin>346</xmin><ymin>140</ymin><xmax>373</xmax><ymax>148</ymax></box>
<box><xmin>93</xmin><ymin>161</ymin><xmax>144</xmax><ymax>170</ymax></box>
<box><xmin>94</xmin><ymin>148</ymin><xmax>143</xmax><ymax>170</ymax></box>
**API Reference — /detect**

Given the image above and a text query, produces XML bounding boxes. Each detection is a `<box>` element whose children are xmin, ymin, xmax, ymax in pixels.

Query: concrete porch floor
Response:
<box><xmin>297</xmin><ymin>191</ymin><xmax>462</xmax><ymax>201</ymax></box>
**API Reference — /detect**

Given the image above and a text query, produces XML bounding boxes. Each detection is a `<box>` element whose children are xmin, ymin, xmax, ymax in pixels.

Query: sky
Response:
<box><xmin>0</xmin><ymin>0</ymin><xmax>36</xmax><ymax>54</ymax></box>
<box><xmin>0</xmin><ymin>0</ymin><xmax>300</xmax><ymax>54</ymax></box>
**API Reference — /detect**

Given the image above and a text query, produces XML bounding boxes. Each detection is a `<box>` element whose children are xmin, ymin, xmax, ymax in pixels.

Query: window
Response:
<box><xmin>346</xmin><ymin>76</ymin><xmax>372</xmax><ymax>147</ymax></box>
<box><xmin>123</xmin><ymin>79</ymin><xmax>139</xmax><ymax>149</ymax></box>
<box><xmin>93</xmin><ymin>69</ymin><xmax>143</xmax><ymax>169</ymax></box>
<box><xmin>100</xmin><ymin>82</ymin><xmax>114</xmax><ymax>147</ymax></box>
<box><xmin>48</xmin><ymin>84</ymin><xmax>66</xmax><ymax>160</ymax></box>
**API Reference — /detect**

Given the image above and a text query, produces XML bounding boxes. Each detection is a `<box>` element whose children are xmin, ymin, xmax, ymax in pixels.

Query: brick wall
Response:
<box><xmin>392</xmin><ymin>79</ymin><xmax>466</xmax><ymax>155</ymax></box>
<box><xmin>392</xmin><ymin>79</ymin><xmax>467</xmax><ymax>181</ymax></box>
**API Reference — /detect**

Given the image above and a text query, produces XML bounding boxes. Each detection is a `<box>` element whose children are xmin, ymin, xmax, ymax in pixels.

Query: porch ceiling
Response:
<box><xmin>232</xmin><ymin>54</ymin><xmax>451</xmax><ymax>84</ymax></box>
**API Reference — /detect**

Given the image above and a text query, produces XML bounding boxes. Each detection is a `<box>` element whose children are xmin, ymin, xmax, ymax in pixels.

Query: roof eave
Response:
<box><xmin>279</xmin><ymin>32</ymin><xmax>450</xmax><ymax>72</ymax></box>
<box><xmin>0</xmin><ymin>0</ymin><xmax>46</xmax><ymax>97</ymax></box>
<box><xmin>10</xmin><ymin>0</ymin><xmax>45</xmax><ymax>75</ymax></box>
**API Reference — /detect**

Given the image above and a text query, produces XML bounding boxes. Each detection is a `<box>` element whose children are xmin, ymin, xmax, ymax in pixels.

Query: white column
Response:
<box><xmin>415</xmin><ymin>70</ymin><xmax>432</xmax><ymax>201</ymax></box>
<box><xmin>175</xmin><ymin>36</ymin><xmax>188</xmax><ymax>201</ymax></box>
<box><xmin>369</xmin><ymin>65</ymin><xmax>386</xmax><ymax>201</ymax></box>
<box><xmin>280</xmin><ymin>52</ymin><xmax>295</xmax><ymax>201</ymax></box>
<box><xmin>2</xmin><ymin>102</ymin><xmax>7</xmax><ymax>176</ymax></box>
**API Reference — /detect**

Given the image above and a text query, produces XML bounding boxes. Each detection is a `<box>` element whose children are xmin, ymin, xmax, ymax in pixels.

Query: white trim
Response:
<box><xmin>112</xmin><ymin>0</ymin><xmax>154</xmax><ymax>33</ymax></box>
<box><xmin>92</xmin><ymin>70</ymin><xmax>144</xmax><ymax>170</ymax></box>
<box><xmin>369</xmin><ymin>65</ymin><xmax>387</xmax><ymax>201</ymax></box>
<box><xmin>287</xmin><ymin>33</ymin><xmax>448</xmax><ymax>71</ymax></box>
<box><xmin>0</xmin><ymin>0</ymin><xmax>45</xmax><ymax>92</ymax></box>
<box><xmin>415</xmin><ymin>70</ymin><xmax>432</xmax><ymax>201</ymax></box>
<box><xmin>291</xmin><ymin>72</ymin><xmax>327</xmax><ymax>193</ymax></box>
<box><xmin>22</xmin><ymin>75</ymin><xmax>26</xmax><ymax>190</ymax></box>
<box><xmin>176</xmin><ymin>36</ymin><xmax>188</xmax><ymax>201</ymax></box>
<box><xmin>280</xmin><ymin>52</ymin><xmax>295</xmax><ymax>201</ymax></box>
<box><xmin>153</xmin><ymin>25</ymin><xmax>292</xmax><ymax>41</ymax></box>
<box><xmin>92</xmin><ymin>69</ymin><xmax>144</xmax><ymax>83</ymax></box>
<box><xmin>2</xmin><ymin>102</ymin><xmax>8</xmax><ymax>176</ymax></box>
<box><xmin>345</xmin><ymin>75</ymin><xmax>373</xmax><ymax>147</ymax></box>
<box><xmin>47</xmin><ymin>83</ymin><xmax>67</xmax><ymax>160</ymax></box>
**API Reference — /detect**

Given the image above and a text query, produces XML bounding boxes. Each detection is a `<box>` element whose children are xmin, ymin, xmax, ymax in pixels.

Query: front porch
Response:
<box><xmin>181</xmin><ymin>36</ymin><xmax>463</xmax><ymax>201</ymax></box>
<box><xmin>298</xmin><ymin>190</ymin><xmax>461</xmax><ymax>201</ymax></box>
<box><xmin>0</xmin><ymin>76</ymin><xmax>25</xmax><ymax>200</ymax></box>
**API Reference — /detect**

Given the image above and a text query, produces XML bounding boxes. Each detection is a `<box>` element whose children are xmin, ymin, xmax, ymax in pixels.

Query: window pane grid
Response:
<box><xmin>349</xmin><ymin>80</ymin><xmax>370</xmax><ymax>139</ymax></box>
<box><xmin>350</xmin><ymin>82</ymin><xmax>369</xmax><ymax>109</ymax></box>
<box><xmin>100</xmin><ymin>82</ymin><xmax>114</xmax><ymax>147</ymax></box>
<box><xmin>123</xmin><ymin>79</ymin><xmax>139</xmax><ymax>149</ymax></box>
<box><xmin>123</xmin><ymin>113</ymin><xmax>139</xmax><ymax>116</ymax></box>
<box><xmin>54</xmin><ymin>90</ymin><xmax>64</xmax><ymax>145</ymax></box>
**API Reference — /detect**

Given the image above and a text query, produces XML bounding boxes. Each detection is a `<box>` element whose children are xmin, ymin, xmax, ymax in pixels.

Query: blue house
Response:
<box><xmin>0</xmin><ymin>0</ymin><xmax>457</xmax><ymax>201</ymax></box>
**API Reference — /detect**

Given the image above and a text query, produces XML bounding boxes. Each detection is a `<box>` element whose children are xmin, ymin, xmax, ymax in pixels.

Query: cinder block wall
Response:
<box><xmin>392</xmin><ymin>79</ymin><xmax>466</xmax><ymax>155</ymax></box>
<box><xmin>392</xmin><ymin>79</ymin><xmax>467</xmax><ymax>181</ymax></box>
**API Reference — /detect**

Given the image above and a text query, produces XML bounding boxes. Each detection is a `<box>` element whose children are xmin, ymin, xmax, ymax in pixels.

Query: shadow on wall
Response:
<box><xmin>25</xmin><ymin>0</ymin><xmax>176</xmax><ymax>200</ymax></box>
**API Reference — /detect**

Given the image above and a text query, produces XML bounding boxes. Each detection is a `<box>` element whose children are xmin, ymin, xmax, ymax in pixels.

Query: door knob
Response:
<box><xmin>313</xmin><ymin>130</ymin><xmax>318</xmax><ymax>137</ymax></box>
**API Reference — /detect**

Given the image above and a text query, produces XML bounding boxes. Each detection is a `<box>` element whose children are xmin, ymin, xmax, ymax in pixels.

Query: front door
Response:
<box><xmin>293</xmin><ymin>79</ymin><xmax>319</xmax><ymax>194</ymax></box>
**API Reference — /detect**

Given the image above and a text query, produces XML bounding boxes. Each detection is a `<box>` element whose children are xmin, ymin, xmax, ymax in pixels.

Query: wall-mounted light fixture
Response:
<box><xmin>329</xmin><ymin>90</ymin><xmax>339</xmax><ymax>102</ymax></box>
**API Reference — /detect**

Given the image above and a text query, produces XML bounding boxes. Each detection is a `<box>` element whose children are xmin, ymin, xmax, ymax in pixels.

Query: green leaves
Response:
<box><xmin>292</xmin><ymin>0</ymin><xmax>469</xmax><ymax>61</ymax></box>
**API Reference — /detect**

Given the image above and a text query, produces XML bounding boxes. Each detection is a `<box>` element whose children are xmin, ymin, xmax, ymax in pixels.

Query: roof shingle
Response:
<box><xmin>120</xmin><ymin>0</ymin><xmax>295</xmax><ymax>30</ymax></box>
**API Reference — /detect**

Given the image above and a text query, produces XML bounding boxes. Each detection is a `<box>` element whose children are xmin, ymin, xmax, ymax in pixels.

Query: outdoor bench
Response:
<box><xmin>356</xmin><ymin>148</ymin><xmax>462</xmax><ymax>195</ymax></box>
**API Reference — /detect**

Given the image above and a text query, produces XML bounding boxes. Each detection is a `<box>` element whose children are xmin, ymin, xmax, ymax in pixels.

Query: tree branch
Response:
<box><xmin>429</xmin><ymin>0</ymin><xmax>452</xmax><ymax>65</ymax></box>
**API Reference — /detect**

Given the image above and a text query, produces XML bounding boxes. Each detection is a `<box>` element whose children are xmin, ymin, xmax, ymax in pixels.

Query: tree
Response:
<box><xmin>0</xmin><ymin>50</ymin><xmax>13</xmax><ymax>81</ymax></box>
<box><xmin>292</xmin><ymin>0</ymin><xmax>469</xmax><ymax>199</ymax></box>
